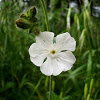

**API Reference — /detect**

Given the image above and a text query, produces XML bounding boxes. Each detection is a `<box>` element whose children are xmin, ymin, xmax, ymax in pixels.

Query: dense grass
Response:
<box><xmin>0</xmin><ymin>0</ymin><xmax>100</xmax><ymax>100</ymax></box>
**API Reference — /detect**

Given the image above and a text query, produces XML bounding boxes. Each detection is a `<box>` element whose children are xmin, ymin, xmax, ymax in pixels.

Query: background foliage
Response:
<box><xmin>0</xmin><ymin>0</ymin><xmax>100</xmax><ymax>100</ymax></box>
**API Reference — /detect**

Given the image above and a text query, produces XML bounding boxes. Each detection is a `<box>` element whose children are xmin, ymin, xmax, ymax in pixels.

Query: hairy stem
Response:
<box><xmin>40</xmin><ymin>0</ymin><xmax>49</xmax><ymax>31</ymax></box>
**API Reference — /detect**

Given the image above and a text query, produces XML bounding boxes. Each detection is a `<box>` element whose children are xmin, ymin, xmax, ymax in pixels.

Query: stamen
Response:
<box><xmin>50</xmin><ymin>50</ymin><xmax>56</xmax><ymax>54</ymax></box>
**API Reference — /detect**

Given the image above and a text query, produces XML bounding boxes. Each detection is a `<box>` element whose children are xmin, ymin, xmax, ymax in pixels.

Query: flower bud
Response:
<box><xmin>20</xmin><ymin>6</ymin><xmax>37</xmax><ymax>20</ymax></box>
<box><xmin>34</xmin><ymin>28</ymin><xmax>40</xmax><ymax>35</ymax></box>
<box><xmin>29</xmin><ymin>26</ymin><xmax>40</xmax><ymax>35</ymax></box>
<box><xmin>16</xmin><ymin>19</ymin><xmax>31</xmax><ymax>29</ymax></box>
<box><xmin>30</xmin><ymin>6</ymin><xmax>37</xmax><ymax>18</ymax></box>
<box><xmin>20</xmin><ymin>13</ymin><xmax>28</xmax><ymax>20</ymax></box>
<box><xmin>16</xmin><ymin>6</ymin><xmax>40</xmax><ymax>35</ymax></box>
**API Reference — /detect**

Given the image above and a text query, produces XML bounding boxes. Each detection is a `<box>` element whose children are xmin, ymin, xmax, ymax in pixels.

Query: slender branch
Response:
<box><xmin>40</xmin><ymin>0</ymin><xmax>50</xmax><ymax>31</ymax></box>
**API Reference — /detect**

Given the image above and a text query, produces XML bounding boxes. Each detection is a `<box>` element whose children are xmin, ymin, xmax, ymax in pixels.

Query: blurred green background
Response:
<box><xmin>0</xmin><ymin>0</ymin><xmax>100</xmax><ymax>100</ymax></box>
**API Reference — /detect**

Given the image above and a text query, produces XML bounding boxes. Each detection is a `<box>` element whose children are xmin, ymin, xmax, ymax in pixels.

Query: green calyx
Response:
<box><xmin>16</xmin><ymin>18</ymin><xmax>31</xmax><ymax>29</ymax></box>
<box><xmin>16</xmin><ymin>6</ymin><xmax>40</xmax><ymax>35</ymax></box>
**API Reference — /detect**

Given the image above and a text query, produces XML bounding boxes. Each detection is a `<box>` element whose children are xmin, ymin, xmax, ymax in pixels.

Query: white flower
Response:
<box><xmin>29</xmin><ymin>32</ymin><xmax>76</xmax><ymax>76</ymax></box>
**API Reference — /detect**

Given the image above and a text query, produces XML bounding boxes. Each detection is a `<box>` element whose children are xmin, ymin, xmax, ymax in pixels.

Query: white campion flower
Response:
<box><xmin>29</xmin><ymin>32</ymin><xmax>76</xmax><ymax>76</ymax></box>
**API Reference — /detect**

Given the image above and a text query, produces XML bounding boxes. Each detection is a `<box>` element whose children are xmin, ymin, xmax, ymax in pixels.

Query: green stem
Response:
<box><xmin>40</xmin><ymin>0</ymin><xmax>49</xmax><ymax>31</ymax></box>
<box><xmin>49</xmin><ymin>76</ymin><xmax>52</xmax><ymax>100</ymax></box>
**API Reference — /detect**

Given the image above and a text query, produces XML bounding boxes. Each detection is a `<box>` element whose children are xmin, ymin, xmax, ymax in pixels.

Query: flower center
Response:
<box><xmin>50</xmin><ymin>50</ymin><xmax>56</xmax><ymax>54</ymax></box>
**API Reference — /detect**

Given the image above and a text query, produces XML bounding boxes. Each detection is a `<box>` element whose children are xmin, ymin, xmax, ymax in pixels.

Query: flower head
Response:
<box><xmin>29</xmin><ymin>32</ymin><xmax>76</xmax><ymax>76</ymax></box>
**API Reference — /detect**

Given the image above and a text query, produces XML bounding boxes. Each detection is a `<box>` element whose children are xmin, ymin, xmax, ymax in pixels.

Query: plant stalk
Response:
<box><xmin>40</xmin><ymin>0</ymin><xmax>49</xmax><ymax>31</ymax></box>
<box><xmin>49</xmin><ymin>76</ymin><xmax>52</xmax><ymax>100</ymax></box>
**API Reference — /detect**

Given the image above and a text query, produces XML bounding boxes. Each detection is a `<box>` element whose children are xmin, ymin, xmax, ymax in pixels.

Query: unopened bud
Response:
<box><xmin>30</xmin><ymin>6</ymin><xmax>37</xmax><ymax>18</ymax></box>
<box><xmin>29</xmin><ymin>26</ymin><xmax>40</xmax><ymax>35</ymax></box>
<box><xmin>16</xmin><ymin>6</ymin><xmax>40</xmax><ymax>35</ymax></box>
<box><xmin>16</xmin><ymin>19</ymin><xmax>31</xmax><ymax>29</ymax></box>
<box><xmin>20</xmin><ymin>13</ymin><xmax>28</xmax><ymax>20</ymax></box>
<box><xmin>34</xmin><ymin>28</ymin><xmax>40</xmax><ymax>35</ymax></box>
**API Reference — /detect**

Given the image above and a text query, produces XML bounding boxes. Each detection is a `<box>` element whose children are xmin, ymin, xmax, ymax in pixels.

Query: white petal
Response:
<box><xmin>52</xmin><ymin>58</ymin><xmax>64</xmax><ymax>76</ymax></box>
<box><xmin>58</xmin><ymin>51</ymin><xmax>76</xmax><ymax>64</ymax></box>
<box><xmin>56</xmin><ymin>32</ymin><xmax>76</xmax><ymax>51</ymax></box>
<box><xmin>40</xmin><ymin>57</ymin><xmax>53</xmax><ymax>76</ymax></box>
<box><xmin>57</xmin><ymin>58</ymin><xmax>72</xmax><ymax>71</ymax></box>
<box><xmin>36</xmin><ymin>31</ymin><xmax>54</xmax><ymax>46</ymax></box>
<box><xmin>30</xmin><ymin>53</ymin><xmax>47</xmax><ymax>66</ymax></box>
<box><xmin>58</xmin><ymin>51</ymin><xmax>76</xmax><ymax>71</ymax></box>
<box><xmin>63</xmin><ymin>63</ymin><xmax>72</xmax><ymax>71</ymax></box>
<box><xmin>29</xmin><ymin>43</ymin><xmax>47</xmax><ymax>57</ymax></box>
